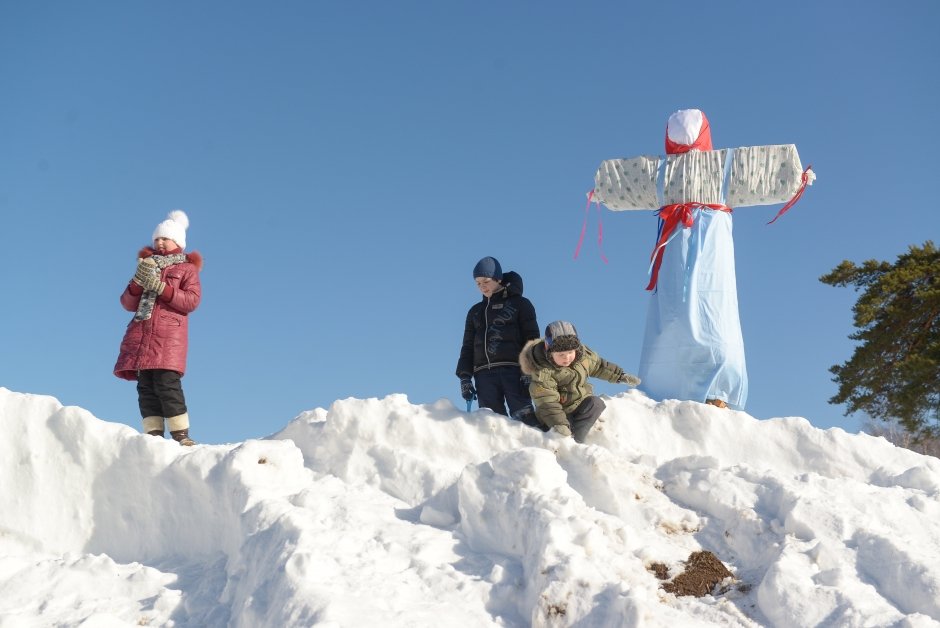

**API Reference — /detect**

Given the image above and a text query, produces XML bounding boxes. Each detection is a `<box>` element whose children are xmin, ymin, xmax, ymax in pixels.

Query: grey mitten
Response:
<box><xmin>140</xmin><ymin>274</ymin><xmax>166</xmax><ymax>294</ymax></box>
<box><xmin>619</xmin><ymin>372</ymin><xmax>641</xmax><ymax>387</ymax></box>
<box><xmin>552</xmin><ymin>424</ymin><xmax>572</xmax><ymax>437</ymax></box>
<box><xmin>133</xmin><ymin>257</ymin><xmax>158</xmax><ymax>287</ymax></box>
<box><xmin>137</xmin><ymin>261</ymin><xmax>165</xmax><ymax>294</ymax></box>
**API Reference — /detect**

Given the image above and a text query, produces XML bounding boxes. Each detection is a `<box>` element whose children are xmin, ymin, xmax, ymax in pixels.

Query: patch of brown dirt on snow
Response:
<box><xmin>661</xmin><ymin>551</ymin><xmax>733</xmax><ymax>597</ymax></box>
<box><xmin>647</xmin><ymin>562</ymin><xmax>670</xmax><ymax>580</ymax></box>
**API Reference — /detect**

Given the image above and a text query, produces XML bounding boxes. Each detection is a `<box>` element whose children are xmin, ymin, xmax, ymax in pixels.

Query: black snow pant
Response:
<box><xmin>137</xmin><ymin>369</ymin><xmax>187</xmax><ymax>418</ymax></box>
<box><xmin>569</xmin><ymin>396</ymin><xmax>606</xmax><ymax>443</ymax></box>
<box><xmin>474</xmin><ymin>365</ymin><xmax>542</xmax><ymax>428</ymax></box>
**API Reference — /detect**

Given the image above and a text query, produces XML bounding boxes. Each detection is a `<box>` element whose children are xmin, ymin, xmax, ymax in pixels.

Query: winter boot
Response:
<box><xmin>142</xmin><ymin>416</ymin><xmax>165</xmax><ymax>437</ymax></box>
<box><xmin>170</xmin><ymin>429</ymin><xmax>196</xmax><ymax>447</ymax></box>
<box><xmin>511</xmin><ymin>405</ymin><xmax>545</xmax><ymax>430</ymax></box>
<box><xmin>167</xmin><ymin>413</ymin><xmax>195</xmax><ymax>445</ymax></box>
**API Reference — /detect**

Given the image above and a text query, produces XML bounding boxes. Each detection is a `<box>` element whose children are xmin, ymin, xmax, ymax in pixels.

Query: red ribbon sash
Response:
<box><xmin>646</xmin><ymin>203</ymin><xmax>732</xmax><ymax>291</ymax></box>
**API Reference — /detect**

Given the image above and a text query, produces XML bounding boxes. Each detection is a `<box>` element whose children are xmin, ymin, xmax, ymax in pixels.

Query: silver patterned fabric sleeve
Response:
<box><xmin>725</xmin><ymin>144</ymin><xmax>804</xmax><ymax>207</ymax></box>
<box><xmin>593</xmin><ymin>144</ymin><xmax>804</xmax><ymax>210</ymax></box>
<box><xmin>592</xmin><ymin>155</ymin><xmax>660</xmax><ymax>211</ymax></box>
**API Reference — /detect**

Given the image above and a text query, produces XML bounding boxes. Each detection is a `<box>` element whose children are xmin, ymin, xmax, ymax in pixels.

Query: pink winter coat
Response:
<box><xmin>113</xmin><ymin>247</ymin><xmax>203</xmax><ymax>381</ymax></box>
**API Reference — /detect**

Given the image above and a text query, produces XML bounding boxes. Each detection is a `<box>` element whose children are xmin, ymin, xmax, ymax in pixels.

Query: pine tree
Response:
<box><xmin>820</xmin><ymin>242</ymin><xmax>940</xmax><ymax>443</ymax></box>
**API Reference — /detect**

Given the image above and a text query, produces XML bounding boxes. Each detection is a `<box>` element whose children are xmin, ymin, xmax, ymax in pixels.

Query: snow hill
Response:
<box><xmin>1</xmin><ymin>387</ymin><xmax>940</xmax><ymax>627</ymax></box>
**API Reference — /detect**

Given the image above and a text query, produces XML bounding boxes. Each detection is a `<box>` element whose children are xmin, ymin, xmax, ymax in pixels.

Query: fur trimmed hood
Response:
<box><xmin>519</xmin><ymin>338</ymin><xmax>545</xmax><ymax>376</ymax></box>
<box><xmin>138</xmin><ymin>247</ymin><xmax>203</xmax><ymax>272</ymax></box>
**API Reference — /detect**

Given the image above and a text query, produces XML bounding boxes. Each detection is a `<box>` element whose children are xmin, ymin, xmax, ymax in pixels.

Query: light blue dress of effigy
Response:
<box><xmin>592</xmin><ymin>143</ymin><xmax>808</xmax><ymax>410</ymax></box>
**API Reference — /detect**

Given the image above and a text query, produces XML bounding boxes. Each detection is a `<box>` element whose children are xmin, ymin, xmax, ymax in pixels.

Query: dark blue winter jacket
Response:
<box><xmin>456</xmin><ymin>271</ymin><xmax>540</xmax><ymax>378</ymax></box>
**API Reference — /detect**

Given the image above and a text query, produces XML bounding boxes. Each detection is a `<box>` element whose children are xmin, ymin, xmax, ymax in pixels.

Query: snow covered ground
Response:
<box><xmin>1</xmin><ymin>386</ymin><xmax>939</xmax><ymax>627</ymax></box>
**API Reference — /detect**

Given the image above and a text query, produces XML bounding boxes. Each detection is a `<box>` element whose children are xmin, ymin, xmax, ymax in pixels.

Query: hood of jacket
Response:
<box><xmin>478</xmin><ymin>270</ymin><xmax>524</xmax><ymax>303</ymax></box>
<box><xmin>519</xmin><ymin>337</ymin><xmax>547</xmax><ymax>375</ymax></box>
<box><xmin>501</xmin><ymin>270</ymin><xmax>524</xmax><ymax>297</ymax></box>
<box><xmin>520</xmin><ymin>337</ymin><xmax>587</xmax><ymax>375</ymax></box>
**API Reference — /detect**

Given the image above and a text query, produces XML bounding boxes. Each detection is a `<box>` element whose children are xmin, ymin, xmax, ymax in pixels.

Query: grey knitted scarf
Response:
<box><xmin>134</xmin><ymin>253</ymin><xmax>187</xmax><ymax>322</ymax></box>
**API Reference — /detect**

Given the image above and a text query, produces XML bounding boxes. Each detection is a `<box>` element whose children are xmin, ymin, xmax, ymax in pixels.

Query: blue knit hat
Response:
<box><xmin>472</xmin><ymin>256</ymin><xmax>503</xmax><ymax>280</ymax></box>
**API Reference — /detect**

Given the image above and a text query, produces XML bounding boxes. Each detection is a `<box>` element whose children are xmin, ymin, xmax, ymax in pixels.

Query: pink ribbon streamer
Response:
<box><xmin>573</xmin><ymin>190</ymin><xmax>608</xmax><ymax>263</ymax></box>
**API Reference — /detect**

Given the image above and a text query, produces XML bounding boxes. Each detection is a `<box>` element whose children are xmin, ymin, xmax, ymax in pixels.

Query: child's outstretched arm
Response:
<box><xmin>617</xmin><ymin>372</ymin><xmax>641</xmax><ymax>387</ymax></box>
<box><xmin>590</xmin><ymin>353</ymin><xmax>640</xmax><ymax>387</ymax></box>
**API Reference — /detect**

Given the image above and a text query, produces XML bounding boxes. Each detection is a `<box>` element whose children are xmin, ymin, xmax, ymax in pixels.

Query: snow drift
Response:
<box><xmin>1</xmin><ymin>386</ymin><xmax>939</xmax><ymax>627</ymax></box>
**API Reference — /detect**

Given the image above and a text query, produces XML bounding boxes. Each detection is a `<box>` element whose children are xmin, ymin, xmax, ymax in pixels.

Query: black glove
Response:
<box><xmin>460</xmin><ymin>378</ymin><xmax>476</xmax><ymax>401</ymax></box>
<box><xmin>520</xmin><ymin>374</ymin><xmax>531</xmax><ymax>388</ymax></box>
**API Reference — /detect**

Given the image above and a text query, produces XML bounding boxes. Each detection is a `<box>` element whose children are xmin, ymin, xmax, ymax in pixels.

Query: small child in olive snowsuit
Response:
<box><xmin>519</xmin><ymin>320</ymin><xmax>640</xmax><ymax>443</ymax></box>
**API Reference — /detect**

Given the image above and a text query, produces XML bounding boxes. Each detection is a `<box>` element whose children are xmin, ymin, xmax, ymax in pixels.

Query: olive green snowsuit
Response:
<box><xmin>518</xmin><ymin>338</ymin><xmax>626</xmax><ymax>429</ymax></box>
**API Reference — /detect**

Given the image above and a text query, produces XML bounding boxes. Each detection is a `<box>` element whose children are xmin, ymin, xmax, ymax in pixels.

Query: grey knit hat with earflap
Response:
<box><xmin>544</xmin><ymin>320</ymin><xmax>580</xmax><ymax>353</ymax></box>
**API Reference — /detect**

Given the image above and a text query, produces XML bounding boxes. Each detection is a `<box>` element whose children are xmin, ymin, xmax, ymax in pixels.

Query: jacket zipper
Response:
<box><xmin>484</xmin><ymin>295</ymin><xmax>492</xmax><ymax>368</ymax></box>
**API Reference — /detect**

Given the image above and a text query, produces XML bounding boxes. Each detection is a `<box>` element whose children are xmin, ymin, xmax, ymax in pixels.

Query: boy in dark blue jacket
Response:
<box><xmin>456</xmin><ymin>256</ymin><xmax>541</xmax><ymax>427</ymax></box>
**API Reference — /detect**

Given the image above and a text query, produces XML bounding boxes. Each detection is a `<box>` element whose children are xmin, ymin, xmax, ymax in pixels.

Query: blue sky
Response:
<box><xmin>2</xmin><ymin>2</ymin><xmax>937</xmax><ymax>444</ymax></box>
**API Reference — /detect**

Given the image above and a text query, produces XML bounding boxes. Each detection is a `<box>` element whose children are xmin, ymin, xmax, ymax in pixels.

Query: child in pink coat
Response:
<box><xmin>114</xmin><ymin>210</ymin><xmax>202</xmax><ymax>445</ymax></box>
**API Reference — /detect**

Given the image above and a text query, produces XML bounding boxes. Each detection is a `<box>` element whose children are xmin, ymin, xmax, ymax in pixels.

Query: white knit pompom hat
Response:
<box><xmin>152</xmin><ymin>210</ymin><xmax>189</xmax><ymax>249</ymax></box>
